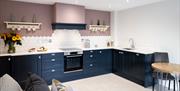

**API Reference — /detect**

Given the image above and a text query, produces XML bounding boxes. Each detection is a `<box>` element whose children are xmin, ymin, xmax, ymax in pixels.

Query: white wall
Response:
<box><xmin>112</xmin><ymin>0</ymin><xmax>180</xmax><ymax>64</ymax></box>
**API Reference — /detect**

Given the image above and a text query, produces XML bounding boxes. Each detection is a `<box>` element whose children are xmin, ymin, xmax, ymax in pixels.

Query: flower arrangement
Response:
<box><xmin>0</xmin><ymin>31</ymin><xmax>22</xmax><ymax>53</ymax></box>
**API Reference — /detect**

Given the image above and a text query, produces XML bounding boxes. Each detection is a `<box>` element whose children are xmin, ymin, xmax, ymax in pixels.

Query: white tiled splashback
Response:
<box><xmin>81</xmin><ymin>36</ymin><xmax>112</xmax><ymax>48</ymax></box>
<box><xmin>52</xmin><ymin>30</ymin><xmax>82</xmax><ymax>49</ymax></box>
<box><xmin>0</xmin><ymin>36</ymin><xmax>53</xmax><ymax>53</ymax></box>
<box><xmin>0</xmin><ymin>30</ymin><xmax>112</xmax><ymax>53</ymax></box>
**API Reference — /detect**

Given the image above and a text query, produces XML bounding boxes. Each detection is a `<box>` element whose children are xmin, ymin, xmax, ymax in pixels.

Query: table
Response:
<box><xmin>152</xmin><ymin>63</ymin><xmax>180</xmax><ymax>91</ymax></box>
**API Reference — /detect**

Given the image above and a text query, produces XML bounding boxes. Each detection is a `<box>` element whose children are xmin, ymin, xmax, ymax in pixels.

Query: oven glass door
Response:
<box><xmin>64</xmin><ymin>55</ymin><xmax>83</xmax><ymax>72</ymax></box>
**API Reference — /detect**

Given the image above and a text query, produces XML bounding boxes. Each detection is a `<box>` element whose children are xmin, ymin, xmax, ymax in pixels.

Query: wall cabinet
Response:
<box><xmin>0</xmin><ymin>56</ymin><xmax>11</xmax><ymax>77</ymax></box>
<box><xmin>83</xmin><ymin>49</ymin><xmax>112</xmax><ymax>77</ymax></box>
<box><xmin>113</xmin><ymin>49</ymin><xmax>153</xmax><ymax>87</ymax></box>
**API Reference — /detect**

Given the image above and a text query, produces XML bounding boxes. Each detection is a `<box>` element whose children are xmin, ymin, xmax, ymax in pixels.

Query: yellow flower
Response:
<box><xmin>12</xmin><ymin>36</ymin><xmax>17</xmax><ymax>41</ymax></box>
<box><xmin>16</xmin><ymin>35</ymin><xmax>21</xmax><ymax>40</ymax></box>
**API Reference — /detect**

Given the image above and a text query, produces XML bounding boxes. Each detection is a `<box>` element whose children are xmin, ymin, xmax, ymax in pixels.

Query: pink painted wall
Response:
<box><xmin>0</xmin><ymin>0</ymin><xmax>111</xmax><ymax>36</ymax></box>
<box><xmin>80</xmin><ymin>9</ymin><xmax>111</xmax><ymax>36</ymax></box>
<box><xmin>54</xmin><ymin>3</ymin><xmax>85</xmax><ymax>23</ymax></box>
<box><xmin>0</xmin><ymin>0</ymin><xmax>53</xmax><ymax>36</ymax></box>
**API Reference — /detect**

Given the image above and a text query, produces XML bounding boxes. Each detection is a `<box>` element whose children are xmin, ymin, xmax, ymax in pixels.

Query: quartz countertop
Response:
<box><xmin>0</xmin><ymin>49</ymin><xmax>64</xmax><ymax>57</ymax></box>
<box><xmin>83</xmin><ymin>47</ymin><xmax>154</xmax><ymax>54</ymax></box>
<box><xmin>0</xmin><ymin>47</ymin><xmax>154</xmax><ymax>57</ymax></box>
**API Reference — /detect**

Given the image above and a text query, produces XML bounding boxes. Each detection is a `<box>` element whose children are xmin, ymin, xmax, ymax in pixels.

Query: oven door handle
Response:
<box><xmin>66</xmin><ymin>55</ymin><xmax>82</xmax><ymax>58</ymax></box>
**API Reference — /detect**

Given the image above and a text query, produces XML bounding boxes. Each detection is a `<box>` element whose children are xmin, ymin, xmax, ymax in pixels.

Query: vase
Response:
<box><xmin>8</xmin><ymin>44</ymin><xmax>15</xmax><ymax>53</ymax></box>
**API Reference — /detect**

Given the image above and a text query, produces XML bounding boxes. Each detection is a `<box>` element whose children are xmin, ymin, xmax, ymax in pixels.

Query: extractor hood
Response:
<box><xmin>52</xmin><ymin>23</ymin><xmax>86</xmax><ymax>30</ymax></box>
<box><xmin>52</xmin><ymin>3</ymin><xmax>86</xmax><ymax>30</ymax></box>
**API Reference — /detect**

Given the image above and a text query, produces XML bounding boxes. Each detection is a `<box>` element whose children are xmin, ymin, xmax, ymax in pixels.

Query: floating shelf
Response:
<box><xmin>4</xmin><ymin>21</ymin><xmax>42</xmax><ymax>31</ymax></box>
<box><xmin>89</xmin><ymin>25</ymin><xmax>110</xmax><ymax>32</ymax></box>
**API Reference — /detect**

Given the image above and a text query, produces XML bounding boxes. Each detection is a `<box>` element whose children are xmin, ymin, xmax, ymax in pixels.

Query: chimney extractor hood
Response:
<box><xmin>52</xmin><ymin>23</ymin><xmax>86</xmax><ymax>30</ymax></box>
<box><xmin>52</xmin><ymin>3</ymin><xmax>86</xmax><ymax>30</ymax></box>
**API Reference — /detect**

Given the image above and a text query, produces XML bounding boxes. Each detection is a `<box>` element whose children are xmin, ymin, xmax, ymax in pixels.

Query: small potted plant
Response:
<box><xmin>0</xmin><ymin>31</ymin><xmax>22</xmax><ymax>53</ymax></box>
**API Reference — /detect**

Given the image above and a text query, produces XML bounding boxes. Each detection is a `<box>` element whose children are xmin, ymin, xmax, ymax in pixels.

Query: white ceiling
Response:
<box><xmin>13</xmin><ymin>0</ymin><xmax>166</xmax><ymax>11</ymax></box>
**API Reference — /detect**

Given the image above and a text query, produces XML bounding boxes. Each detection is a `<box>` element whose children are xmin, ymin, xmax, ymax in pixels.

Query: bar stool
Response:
<box><xmin>152</xmin><ymin>52</ymin><xmax>175</xmax><ymax>91</ymax></box>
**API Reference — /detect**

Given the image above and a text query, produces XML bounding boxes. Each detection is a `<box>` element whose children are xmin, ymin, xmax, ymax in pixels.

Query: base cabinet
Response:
<box><xmin>83</xmin><ymin>49</ymin><xmax>112</xmax><ymax>77</ymax></box>
<box><xmin>0</xmin><ymin>49</ymin><xmax>153</xmax><ymax>87</ymax></box>
<box><xmin>113</xmin><ymin>50</ymin><xmax>124</xmax><ymax>75</ymax></box>
<box><xmin>0</xmin><ymin>56</ymin><xmax>11</xmax><ymax>77</ymax></box>
<box><xmin>41</xmin><ymin>53</ymin><xmax>64</xmax><ymax>84</ymax></box>
<box><xmin>11</xmin><ymin>55</ymin><xmax>41</xmax><ymax>82</ymax></box>
<box><xmin>113</xmin><ymin>49</ymin><xmax>153</xmax><ymax>87</ymax></box>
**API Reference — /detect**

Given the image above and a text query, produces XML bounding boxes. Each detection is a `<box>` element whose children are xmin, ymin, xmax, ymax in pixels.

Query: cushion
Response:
<box><xmin>0</xmin><ymin>74</ymin><xmax>23</xmax><ymax>91</ymax></box>
<box><xmin>24</xmin><ymin>73</ymin><xmax>50</xmax><ymax>91</ymax></box>
<box><xmin>51</xmin><ymin>79</ymin><xmax>73</xmax><ymax>91</ymax></box>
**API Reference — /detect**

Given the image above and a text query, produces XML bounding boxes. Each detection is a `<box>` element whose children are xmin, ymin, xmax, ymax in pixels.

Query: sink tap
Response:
<box><xmin>129</xmin><ymin>38</ymin><xmax>135</xmax><ymax>49</ymax></box>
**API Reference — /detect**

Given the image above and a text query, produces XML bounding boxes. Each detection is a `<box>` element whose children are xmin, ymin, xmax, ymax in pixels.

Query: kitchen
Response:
<box><xmin>0</xmin><ymin>0</ymin><xmax>180</xmax><ymax>91</ymax></box>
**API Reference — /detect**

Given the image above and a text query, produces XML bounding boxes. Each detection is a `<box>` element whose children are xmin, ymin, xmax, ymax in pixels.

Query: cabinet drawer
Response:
<box><xmin>42</xmin><ymin>64</ymin><xmax>63</xmax><ymax>70</ymax></box>
<box><xmin>84</xmin><ymin>62</ymin><xmax>97</xmax><ymax>70</ymax></box>
<box><xmin>42</xmin><ymin>70</ymin><xmax>62</xmax><ymax>84</ymax></box>
<box><xmin>84</xmin><ymin>57</ymin><xmax>96</xmax><ymax>63</ymax></box>
<box><xmin>85</xmin><ymin>50</ymin><xmax>103</xmax><ymax>54</ymax></box>
<box><xmin>42</xmin><ymin>68</ymin><xmax>62</xmax><ymax>76</ymax></box>
<box><xmin>41</xmin><ymin>53</ymin><xmax>64</xmax><ymax>60</ymax></box>
<box><xmin>42</xmin><ymin>58</ymin><xmax>63</xmax><ymax>63</ymax></box>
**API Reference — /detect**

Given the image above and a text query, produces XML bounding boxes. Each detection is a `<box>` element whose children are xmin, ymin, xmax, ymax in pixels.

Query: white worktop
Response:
<box><xmin>0</xmin><ymin>47</ymin><xmax>154</xmax><ymax>57</ymax></box>
<box><xmin>0</xmin><ymin>50</ymin><xmax>64</xmax><ymax>57</ymax></box>
<box><xmin>83</xmin><ymin>47</ymin><xmax>154</xmax><ymax>54</ymax></box>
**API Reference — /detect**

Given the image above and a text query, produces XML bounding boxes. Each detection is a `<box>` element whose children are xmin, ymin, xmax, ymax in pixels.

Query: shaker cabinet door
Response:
<box><xmin>0</xmin><ymin>56</ymin><xmax>11</xmax><ymax>77</ymax></box>
<box><xmin>12</xmin><ymin>55</ymin><xmax>40</xmax><ymax>82</ymax></box>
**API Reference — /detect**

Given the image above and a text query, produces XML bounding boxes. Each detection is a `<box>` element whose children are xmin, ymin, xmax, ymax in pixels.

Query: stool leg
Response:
<box><xmin>168</xmin><ymin>80</ymin><xmax>170</xmax><ymax>90</ymax></box>
<box><xmin>164</xmin><ymin>73</ymin><xmax>168</xmax><ymax>90</ymax></box>
<box><xmin>152</xmin><ymin>78</ymin><xmax>155</xmax><ymax>91</ymax></box>
<box><xmin>173</xmin><ymin>80</ymin><xmax>175</xmax><ymax>91</ymax></box>
<box><xmin>179</xmin><ymin>80</ymin><xmax>180</xmax><ymax>91</ymax></box>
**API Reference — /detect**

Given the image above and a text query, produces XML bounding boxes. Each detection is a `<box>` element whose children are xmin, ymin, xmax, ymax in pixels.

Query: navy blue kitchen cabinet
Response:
<box><xmin>0</xmin><ymin>56</ymin><xmax>11</xmax><ymax>77</ymax></box>
<box><xmin>83</xmin><ymin>50</ymin><xmax>98</xmax><ymax>76</ymax></box>
<box><xmin>11</xmin><ymin>55</ymin><xmax>41</xmax><ymax>82</ymax></box>
<box><xmin>0</xmin><ymin>49</ymin><xmax>153</xmax><ymax>87</ymax></box>
<box><xmin>11</xmin><ymin>53</ymin><xmax>65</xmax><ymax>84</ymax></box>
<box><xmin>113</xmin><ymin>49</ymin><xmax>153</xmax><ymax>87</ymax></box>
<box><xmin>83</xmin><ymin>49</ymin><xmax>112</xmax><ymax>77</ymax></box>
<box><xmin>112</xmin><ymin>50</ymin><xmax>125</xmax><ymax>76</ymax></box>
<box><xmin>63</xmin><ymin>70</ymin><xmax>85</xmax><ymax>82</ymax></box>
<box><xmin>41</xmin><ymin>53</ymin><xmax>64</xmax><ymax>84</ymax></box>
<box><xmin>98</xmin><ymin>49</ymin><xmax>112</xmax><ymax>73</ymax></box>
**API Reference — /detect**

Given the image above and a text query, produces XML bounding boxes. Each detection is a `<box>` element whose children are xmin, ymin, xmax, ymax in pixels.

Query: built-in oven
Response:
<box><xmin>64</xmin><ymin>51</ymin><xmax>83</xmax><ymax>72</ymax></box>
